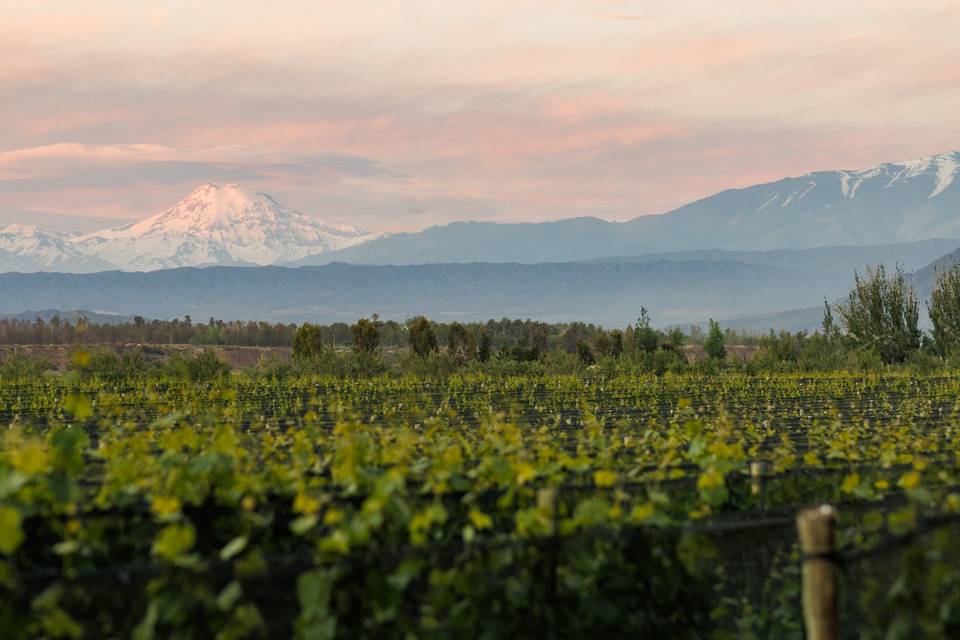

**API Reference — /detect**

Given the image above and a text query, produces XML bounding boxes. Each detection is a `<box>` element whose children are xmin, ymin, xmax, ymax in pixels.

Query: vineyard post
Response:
<box><xmin>797</xmin><ymin>504</ymin><xmax>839</xmax><ymax>640</ymax></box>
<box><xmin>750</xmin><ymin>461</ymin><xmax>765</xmax><ymax>511</ymax></box>
<box><xmin>538</xmin><ymin>487</ymin><xmax>560</xmax><ymax>640</ymax></box>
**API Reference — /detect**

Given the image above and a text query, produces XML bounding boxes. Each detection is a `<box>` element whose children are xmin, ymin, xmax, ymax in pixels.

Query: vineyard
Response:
<box><xmin>3</xmin><ymin>371</ymin><xmax>960</xmax><ymax>638</ymax></box>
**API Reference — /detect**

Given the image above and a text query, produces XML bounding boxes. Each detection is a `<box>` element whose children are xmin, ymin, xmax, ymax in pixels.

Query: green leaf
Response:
<box><xmin>0</xmin><ymin>505</ymin><xmax>24</xmax><ymax>555</ymax></box>
<box><xmin>50</xmin><ymin>426</ymin><xmax>89</xmax><ymax>476</ymax></box>
<box><xmin>64</xmin><ymin>393</ymin><xmax>93</xmax><ymax>421</ymax></box>
<box><xmin>217</xmin><ymin>580</ymin><xmax>243</xmax><ymax>611</ymax></box>
<box><xmin>0</xmin><ymin>471</ymin><xmax>29</xmax><ymax>499</ymax></box>
<box><xmin>290</xmin><ymin>514</ymin><xmax>318</xmax><ymax>536</ymax></box>
<box><xmin>152</xmin><ymin>522</ymin><xmax>196</xmax><ymax>561</ymax></box>
<box><xmin>219</xmin><ymin>535</ymin><xmax>248</xmax><ymax>561</ymax></box>
<box><xmin>295</xmin><ymin>569</ymin><xmax>338</xmax><ymax>640</ymax></box>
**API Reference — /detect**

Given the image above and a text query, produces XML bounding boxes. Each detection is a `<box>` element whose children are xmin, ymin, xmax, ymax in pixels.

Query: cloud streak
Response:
<box><xmin>1</xmin><ymin>1</ymin><xmax>959</xmax><ymax>231</ymax></box>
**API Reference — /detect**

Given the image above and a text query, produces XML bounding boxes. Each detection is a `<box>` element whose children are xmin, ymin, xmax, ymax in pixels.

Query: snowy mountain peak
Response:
<box><xmin>1</xmin><ymin>223</ymin><xmax>45</xmax><ymax>237</ymax></box>
<box><xmin>0</xmin><ymin>184</ymin><xmax>379</xmax><ymax>273</ymax></box>
<box><xmin>65</xmin><ymin>183</ymin><xmax>379</xmax><ymax>271</ymax></box>
<box><xmin>99</xmin><ymin>182</ymin><xmax>366</xmax><ymax>240</ymax></box>
<box><xmin>840</xmin><ymin>151</ymin><xmax>959</xmax><ymax>199</ymax></box>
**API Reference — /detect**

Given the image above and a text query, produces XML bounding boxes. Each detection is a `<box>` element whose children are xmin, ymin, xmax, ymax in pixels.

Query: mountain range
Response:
<box><xmin>0</xmin><ymin>261</ymin><xmax>857</xmax><ymax>327</ymax></box>
<box><xmin>310</xmin><ymin>150</ymin><xmax>960</xmax><ymax>265</ymax></box>
<box><xmin>1</xmin><ymin>150</ymin><xmax>960</xmax><ymax>328</ymax></box>
<box><xmin>1</xmin><ymin>151</ymin><xmax>959</xmax><ymax>272</ymax></box>
<box><xmin>0</xmin><ymin>183</ymin><xmax>374</xmax><ymax>272</ymax></box>
<box><xmin>0</xmin><ymin>239</ymin><xmax>954</xmax><ymax>327</ymax></box>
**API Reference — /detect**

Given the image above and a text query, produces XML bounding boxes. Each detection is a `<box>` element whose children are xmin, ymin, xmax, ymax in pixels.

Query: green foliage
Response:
<box><xmin>350</xmin><ymin>318</ymin><xmax>381</xmax><ymax>354</ymax></box>
<box><xmin>609</xmin><ymin>330</ymin><xmax>624</xmax><ymax>357</ymax></box>
<box><xmin>0</xmin><ymin>372</ymin><xmax>960</xmax><ymax>636</ymax></box>
<box><xmin>293</xmin><ymin>348</ymin><xmax>388</xmax><ymax>378</ymax></box>
<box><xmin>748</xmin><ymin>331</ymin><xmax>844</xmax><ymax>372</ymax></box>
<box><xmin>69</xmin><ymin>348</ymin><xmax>150</xmax><ymax>381</ymax></box>
<box><xmin>838</xmin><ymin>265</ymin><xmax>921</xmax><ymax>364</ymax></box>
<box><xmin>397</xmin><ymin>351</ymin><xmax>460</xmax><ymax>378</ymax></box>
<box><xmin>163</xmin><ymin>349</ymin><xmax>231</xmax><ymax>381</ymax></box>
<box><xmin>407</xmin><ymin>316</ymin><xmax>438</xmax><ymax>357</ymax></box>
<box><xmin>447</xmin><ymin>322</ymin><xmax>475</xmax><ymax>360</ymax></box>
<box><xmin>821</xmin><ymin>297</ymin><xmax>839</xmax><ymax>340</ymax></box>
<box><xmin>704</xmin><ymin>319</ymin><xmax>726</xmax><ymax>360</ymax></box>
<box><xmin>0</xmin><ymin>350</ymin><xmax>53</xmax><ymax>379</ymax></box>
<box><xmin>660</xmin><ymin>327</ymin><xmax>685</xmax><ymax>353</ymax></box>
<box><xmin>575</xmin><ymin>339</ymin><xmax>596</xmax><ymax>365</ymax></box>
<box><xmin>929</xmin><ymin>264</ymin><xmax>960</xmax><ymax>358</ymax></box>
<box><xmin>634</xmin><ymin>307</ymin><xmax>660</xmax><ymax>354</ymax></box>
<box><xmin>292</xmin><ymin>323</ymin><xmax>325</xmax><ymax>361</ymax></box>
<box><xmin>295</xmin><ymin>570</ymin><xmax>337</xmax><ymax>639</ymax></box>
<box><xmin>507</xmin><ymin>332</ymin><xmax>544</xmax><ymax>362</ymax></box>
<box><xmin>0</xmin><ymin>505</ymin><xmax>23</xmax><ymax>555</ymax></box>
<box><xmin>477</xmin><ymin>331</ymin><xmax>492</xmax><ymax>362</ymax></box>
<box><xmin>593</xmin><ymin>332</ymin><xmax>612</xmax><ymax>357</ymax></box>
<box><xmin>254</xmin><ymin>354</ymin><xmax>293</xmax><ymax>378</ymax></box>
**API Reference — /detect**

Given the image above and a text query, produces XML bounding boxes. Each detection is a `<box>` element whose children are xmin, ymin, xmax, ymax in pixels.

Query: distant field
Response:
<box><xmin>0</xmin><ymin>372</ymin><xmax>958</xmax><ymax>637</ymax></box>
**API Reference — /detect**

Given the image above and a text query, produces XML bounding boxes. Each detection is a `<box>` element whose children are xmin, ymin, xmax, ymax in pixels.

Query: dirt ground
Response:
<box><xmin>681</xmin><ymin>344</ymin><xmax>757</xmax><ymax>363</ymax></box>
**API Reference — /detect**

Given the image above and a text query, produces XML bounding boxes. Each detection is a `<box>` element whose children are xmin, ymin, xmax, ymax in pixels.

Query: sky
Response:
<box><xmin>2</xmin><ymin>1</ymin><xmax>960</xmax><ymax>233</ymax></box>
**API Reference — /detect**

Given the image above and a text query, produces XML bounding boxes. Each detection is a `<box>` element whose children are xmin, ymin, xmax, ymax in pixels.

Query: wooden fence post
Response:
<box><xmin>750</xmin><ymin>461</ymin><xmax>765</xmax><ymax>511</ymax></box>
<box><xmin>796</xmin><ymin>504</ymin><xmax>839</xmax><ymax>640</ymax></box>
<box><xmin>537</xmin><ymin>487</ymin><xmax>559</xmax><ymax>640</ymax></box>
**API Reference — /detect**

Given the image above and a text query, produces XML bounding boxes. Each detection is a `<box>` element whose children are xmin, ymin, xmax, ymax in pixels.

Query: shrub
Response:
<box><xmin>397</xmin><ymin>351</ymin><xmax>460</xmax><ymax>378</ymax></box>
<box><xmin>164</xmin><ymin>350</ymin><xmax>231</xmax><ymax>382</ymax></box>
<box><xmin>70</xmin><ymin>349</ymin><xmax>150</xmax><ymax>381</ymax></box>
<box><xmin>576</xmin><ymin>339</ymin><xmax>596</xmax><ymax>365</ymax></box>
<box><xmin>256</xmin><ymin>354</ymin><xmax>293</xmax><ymax>378</ymax></box>
<box><xmin>0</xmin><ymin>349</ymin><xmax>53</xmax><ymax>378</ymax></box>
<box><xmin>345</xmin><ymin>350</ymin><xmax>389</xmax><ymax>377</ymax></box>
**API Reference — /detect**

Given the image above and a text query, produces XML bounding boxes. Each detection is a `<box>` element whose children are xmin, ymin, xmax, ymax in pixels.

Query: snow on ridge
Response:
<box><xmin>781</xmin><ymin>182</ymin><xmax>816</xmax><ymax>207</ymax></box>
<box><xmin>13</xmin><ymin>183</ymin><xmax>379</xmax><ymax>271</ymax></box>
<box><xmin>839</xmin><ymin>151</ymin><xmax>959</xmax><ymax>199</ymax></box>
<box><xmin>82</xmin><ymin>183</ymin><xmax>367</xmax><ymax>242</ymax></box>
<box><xmin>931</xmin><ymin>153</ymin><xmax>959</xmax><ymax>198</ymax></box>
<box><xmin>754</xmin><ymin>192</ymin><xmax>780</xmax><ymax>213</ymax></box>
<box><xmin>73</xmin><ymin>183</ymin><xmax>377</xmax><ymax>269</ymax></box>
<box><xmin>0</xmin><ymin>223</ymin><xmax>46</xmax><ymax>237</ymax></box>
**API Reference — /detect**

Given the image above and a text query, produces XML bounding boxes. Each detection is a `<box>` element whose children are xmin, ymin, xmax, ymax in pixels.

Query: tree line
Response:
<box><xmin>749</xmin><ymin>264</ymin><xmax>960</xmax><ymax>370</ymax></box>
<box><xmin>283</xmin><ymin>264</ymin><xmax>960</xmax><ymax>372</ymax></box>
<box><xmin>0</xmin><ymin>314</ymin><xmax>631</xmax><ymax>355</ymax></box>
<box><xmin>5</xmin><ymin>262</ymin><xmax>960</xmax><ymax>374</ymax></box>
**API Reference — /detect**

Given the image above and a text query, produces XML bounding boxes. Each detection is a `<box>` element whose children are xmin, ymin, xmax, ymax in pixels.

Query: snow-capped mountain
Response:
<box><xmin>0</xmin><ymin>224</ymin><xmax>118</xmax><ymax>273</ymax></box>
<box><xmin>0</xmin><ymin>183</ymin><xmax>377</xmax><ymax>273</ymax></box>
<box><xmin>625</xmin><ymin>149</ymin><xmax>960</xmax><ymax>252</ymax></box>
<box><xmin>315</xmin><ymin>150</ymin><xmax>960</xmax><ymax>264</ymax></box>
<box><xmin>840</xmin><ymin>152</ymin><xmax>958</xmax><ymax>200</ymax></box>
<box><xmin>72</xmin><ymin>183</ymin><xmax>376</xmax><ymax>271</ymax></box>
<box><xmin>2</xmin><ymin>150</ymin><xmax>960</xmax><ymax>273</ymax></box>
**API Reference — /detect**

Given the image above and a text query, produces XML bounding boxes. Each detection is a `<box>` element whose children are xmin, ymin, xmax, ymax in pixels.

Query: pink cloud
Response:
<box><xmin>0</xmin><ymin>1</ymin><xmax>958</xmax><ymax>232</ymax></box>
